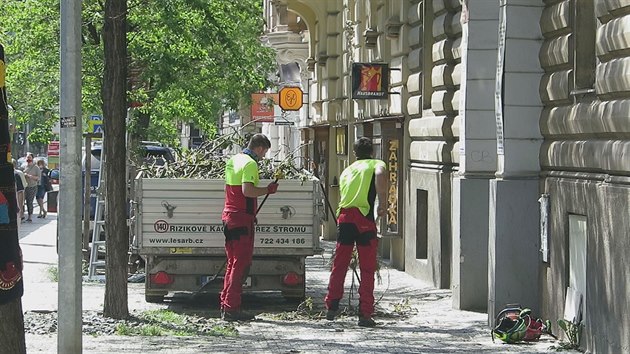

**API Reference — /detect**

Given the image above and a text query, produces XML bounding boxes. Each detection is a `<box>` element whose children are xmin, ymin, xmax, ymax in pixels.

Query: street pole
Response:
<box><xmin>59</xmin><ymin>0</ymin><xmax>83</xmax><ymax>352</ymax></box>
<box><xmin>83</xmin><ymin>134</ymin><xmax>92</xmax><ymax>263</ymax></box>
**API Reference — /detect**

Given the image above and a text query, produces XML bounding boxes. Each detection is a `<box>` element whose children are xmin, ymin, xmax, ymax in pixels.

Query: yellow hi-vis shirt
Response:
<box><xmin>337</xmin><ymin>159</ymin><xmax>386</xmax><ymax>217</ymax></box>
<box><xmin>224</xmin><ymin>153</ymin><xmax>259</xmax><ymax>215</ymax></box>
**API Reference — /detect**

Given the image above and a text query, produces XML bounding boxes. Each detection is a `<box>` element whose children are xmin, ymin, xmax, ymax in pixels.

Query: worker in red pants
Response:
<box><xmin>220</xmin><ymin>134</ymin><xmax>278</xmax><ymax>321</ymax></box>
<box><xmin>325</xmin><ymin>137</ymin><xmax>387</xmax><ymax>327</ymax></box>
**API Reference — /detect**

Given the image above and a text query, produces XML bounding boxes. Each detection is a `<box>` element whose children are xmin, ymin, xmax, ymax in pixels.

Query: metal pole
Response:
<box><xmin>83</xmin><ymin>135</ymin><xmax>92</xmax><ymax>262</ymax></box>
<box><xmin>59</xmin><ymin>0</ymin><xmax>83</xmax><ymax>352</ymax></box>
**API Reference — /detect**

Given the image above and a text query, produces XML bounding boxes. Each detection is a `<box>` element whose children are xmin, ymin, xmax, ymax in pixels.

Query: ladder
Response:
<box><xmin>88</xmin><ymin>141</ymin><xmax>106</xmax><ymax>280</ymax></box>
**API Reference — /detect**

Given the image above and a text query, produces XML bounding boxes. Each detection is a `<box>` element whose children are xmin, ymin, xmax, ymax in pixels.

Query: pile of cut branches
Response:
<box><xmin>136</xmin><ymin>131</ymin><xmax>311</xmax><ymax>181</ymax></box>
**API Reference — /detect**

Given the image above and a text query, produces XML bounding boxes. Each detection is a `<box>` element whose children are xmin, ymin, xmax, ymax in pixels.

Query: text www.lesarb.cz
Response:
<box><xmin>147</xmin><ymin>238</ymin><xmax>205</xmax><ymax>244</ymax></box>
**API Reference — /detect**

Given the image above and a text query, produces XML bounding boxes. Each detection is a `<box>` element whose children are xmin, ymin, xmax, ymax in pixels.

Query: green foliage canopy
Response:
<box><xmin>0</xmin><ymin>0</ymin><xmax>276</xmax><ymax>146</ymax></box>
<box><xmin>0</xmin><ymin>0</ymin><xmax>61</xmax><ymax>146</ymax></box>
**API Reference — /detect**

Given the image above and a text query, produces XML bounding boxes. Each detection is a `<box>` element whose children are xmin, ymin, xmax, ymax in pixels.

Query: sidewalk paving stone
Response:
<box><xmin>19</xmin><ymin>215</ymin><xmax>569</xmax><ymax>353</ymax></box>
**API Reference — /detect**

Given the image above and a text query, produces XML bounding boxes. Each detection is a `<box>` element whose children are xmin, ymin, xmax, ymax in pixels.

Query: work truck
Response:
<box><xmin>130</xmin><ymin>175</ymin><xmax>323</xmax><ymax>303</ymax></box>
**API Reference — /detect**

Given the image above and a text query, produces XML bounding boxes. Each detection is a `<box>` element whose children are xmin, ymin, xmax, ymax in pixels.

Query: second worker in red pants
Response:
<box><xmin>324</xmin><ymin>137</ymin><xmax>387</xmax><ymax>327</ymax></box>
<box><xmin>220</xmin><ymin>134</ymin><xmax>278</xmax><ymax>321</ymax></box>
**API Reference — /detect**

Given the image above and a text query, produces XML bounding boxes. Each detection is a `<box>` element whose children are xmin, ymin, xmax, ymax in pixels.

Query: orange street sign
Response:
<box><xmin>278</xmin><ymin>86</ymin><xmax>303</xmax><ymax>111</ymax></box>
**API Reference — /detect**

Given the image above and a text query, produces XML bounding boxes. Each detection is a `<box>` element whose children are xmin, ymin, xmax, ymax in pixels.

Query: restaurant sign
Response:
<box><xmin>351</xmin><ymin>63</ymin><xmax>389</xmax><ymax>99</ymax></box>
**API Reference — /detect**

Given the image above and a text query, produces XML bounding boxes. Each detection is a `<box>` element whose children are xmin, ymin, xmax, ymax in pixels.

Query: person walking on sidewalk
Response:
<box><xmin>325</xmin><ymin>137</ymin><xmax>387</xmax><ymax>327</ymax></box>
<box><xmin>13</xmin><ymin>159</ymin><xmax>27</xmax><ymax>222</ymax></box>
<box><xmin>22</xmin><ymin>153</ymin><xmax>40</xmax><ymax>222</ymax></box>
<box><xmin>35</xmin><ymin>159</ymin><xmax>51</xmax><ymax>218</ymax></box>
<box><xmin>220</xmin><ymin>133</ymin><xmax>278</xmax><ymax>321</ymax></box>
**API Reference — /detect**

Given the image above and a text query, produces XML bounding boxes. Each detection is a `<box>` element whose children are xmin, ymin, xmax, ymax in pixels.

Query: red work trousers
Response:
<box><xmin>220</xmin><ymin>212</ymin><xmax>255</xmax><ymax>312</ymax></box>
<box><xmin>325</xmin><ymin>208</ymin><xmax>379</xmax><ymax>318</ymax></box>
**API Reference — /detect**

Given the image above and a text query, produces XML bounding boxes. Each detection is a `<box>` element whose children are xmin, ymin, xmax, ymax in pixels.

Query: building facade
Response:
<box><xmin>263</xmin><ymin>1</ymin><xmax>630</xmax><ymax>352</ymax></box>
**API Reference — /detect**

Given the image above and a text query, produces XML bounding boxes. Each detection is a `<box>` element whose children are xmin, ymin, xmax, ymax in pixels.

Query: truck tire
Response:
<box><xmin>128</xmin><ymin>254</ymin><xmax>145</xmax><ymax>275</ymax></box>
<box><xmin>282</xmin><ymin>282</ymin><xmax>306</xmax><ymax>303</ymax></box>
<box><xmin>282</xmin><ymin>291</ymin><xmax>305</xmax><ymax>303</ymax></box>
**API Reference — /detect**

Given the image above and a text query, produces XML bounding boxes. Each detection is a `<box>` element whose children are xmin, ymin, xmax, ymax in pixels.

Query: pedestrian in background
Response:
<box><xmin>22</xmin><ymin>153</ymin><xmax>40</xmax><ymax>222</ymax></box>
<box><xmin>325</xmin><ymin>137</ymin><xmax>387</xmax><ymax>327</ymax></box>
<box><xmin>220</xmin><ymin>133</ymin><xmax>278</xmax><ymax>321</ymax></box>
<box><xmin>36</xmin><ymin>159</ymin><xmax>50</xmax><ymax>218</ymax></box>
<box><xmin>13</xmin><ymin>159</ymin><xmax>27</xmax><ymax>222</ymax></box>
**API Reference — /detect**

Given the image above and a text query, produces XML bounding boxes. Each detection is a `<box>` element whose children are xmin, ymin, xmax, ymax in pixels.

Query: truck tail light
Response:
<box><xmin>282</xmin><ymin>272</ymin><xmax>303</xmax><ymax>286</ymax></box>
<box><xmin>150</xmin><ymin>271</ymin><xmax>174</xmax><ymax>285</ymax></box>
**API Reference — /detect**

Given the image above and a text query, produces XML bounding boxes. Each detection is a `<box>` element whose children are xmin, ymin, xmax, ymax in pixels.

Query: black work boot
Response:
<box><xmin>222</xmin><ymin>310</ymin><xmax>256</xmax><ymax>322</ymax></box>
<box><xmin>358</xmin><ymin>316</ymin><xmax>377</xmax><ymax>327</ymax></box>
<box><xmin>326</xmin><ymin>299</ymin><xmax>340</xmax><ymax>321</ymax></box>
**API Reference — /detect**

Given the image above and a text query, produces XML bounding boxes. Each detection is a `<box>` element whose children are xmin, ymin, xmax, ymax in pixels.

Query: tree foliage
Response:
<box><xmin>127</xmin><ymin>0</ymin><xmax>275</xmax><ymax>142</ymax></box>
<box><xmin>0</xmin><ymin>0</ymin><xmax>276</xmax><ymax>146</ymax></box>
<box><xmin>0</xmin><ymin>0</ymin><xmax>61</xmax><ymax>147</ymax></box>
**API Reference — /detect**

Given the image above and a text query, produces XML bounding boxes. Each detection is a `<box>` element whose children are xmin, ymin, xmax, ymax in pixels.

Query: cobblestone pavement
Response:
<box><xmin>20</xmin><ymin>215</ymin><xmax>568</xmax><ymax>354</ymax></box>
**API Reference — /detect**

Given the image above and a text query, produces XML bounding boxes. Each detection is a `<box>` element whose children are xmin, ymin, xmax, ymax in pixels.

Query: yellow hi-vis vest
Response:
<box><xmin>337</xmin><ymin>159</ymin><xmax>385</xmax><ymax>218</ymax></box>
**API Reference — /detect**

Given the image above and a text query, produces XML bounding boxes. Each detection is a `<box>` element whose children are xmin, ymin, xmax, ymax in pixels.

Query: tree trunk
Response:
<box><xmin>0</xmin><ymin>44</ymin><xmax>26</xmax><ymax>353</ymax></box>
<box><xmin>102</xmin><ymin>0</ymin><xmax>129</xmax><ymax>319</ymax></box>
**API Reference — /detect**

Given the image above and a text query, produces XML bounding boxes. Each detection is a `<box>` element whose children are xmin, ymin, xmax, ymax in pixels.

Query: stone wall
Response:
<box><xmin>540</xmin><ymin>1</ymin><xmax>630</xmax><ymax>352</ymax></box>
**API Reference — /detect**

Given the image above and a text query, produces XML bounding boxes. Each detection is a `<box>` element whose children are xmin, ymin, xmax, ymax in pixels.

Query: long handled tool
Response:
<box><xmin>256</xmin><ymin>177</ymin><xmax>279</xmax><ymax>215</ymax></box>
<box><xmin>192</xmin><ymin>260</ymin><xmax>227</xmax><ymax>300</ymax></box>
<box><xmin>289</xmin><ymin>165</ymin><xmax>336</xmax><ymax>224</ymax></box>
<box><xmin>193</xmin><ymin>177</ymin><xmax>279</xmax><ymax>298</ymax></box>
<box><xmin>319</xmin><ymin>181</ymin><xmax>337</xmax><ymax>225</ymax></box>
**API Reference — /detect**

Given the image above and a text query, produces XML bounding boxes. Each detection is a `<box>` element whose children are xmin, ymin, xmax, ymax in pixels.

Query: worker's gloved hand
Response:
<box><xmin>267</xmin><ymin>182</ymin><xmax>279</xmax><ymax>194</ymax></box>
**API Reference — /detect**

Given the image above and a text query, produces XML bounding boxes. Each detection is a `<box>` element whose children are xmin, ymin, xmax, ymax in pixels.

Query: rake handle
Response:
<box><xmin>256</xmin><ymin>178</ymin><xmax>278</xmax><ymax>215</ymax></box>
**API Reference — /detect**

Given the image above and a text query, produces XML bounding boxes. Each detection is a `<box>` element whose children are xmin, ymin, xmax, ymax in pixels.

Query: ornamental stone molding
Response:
<box><xmin>275</xmin><ymin>48</ymin><xmax>309</xmax><ymax>66</ymax></box>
